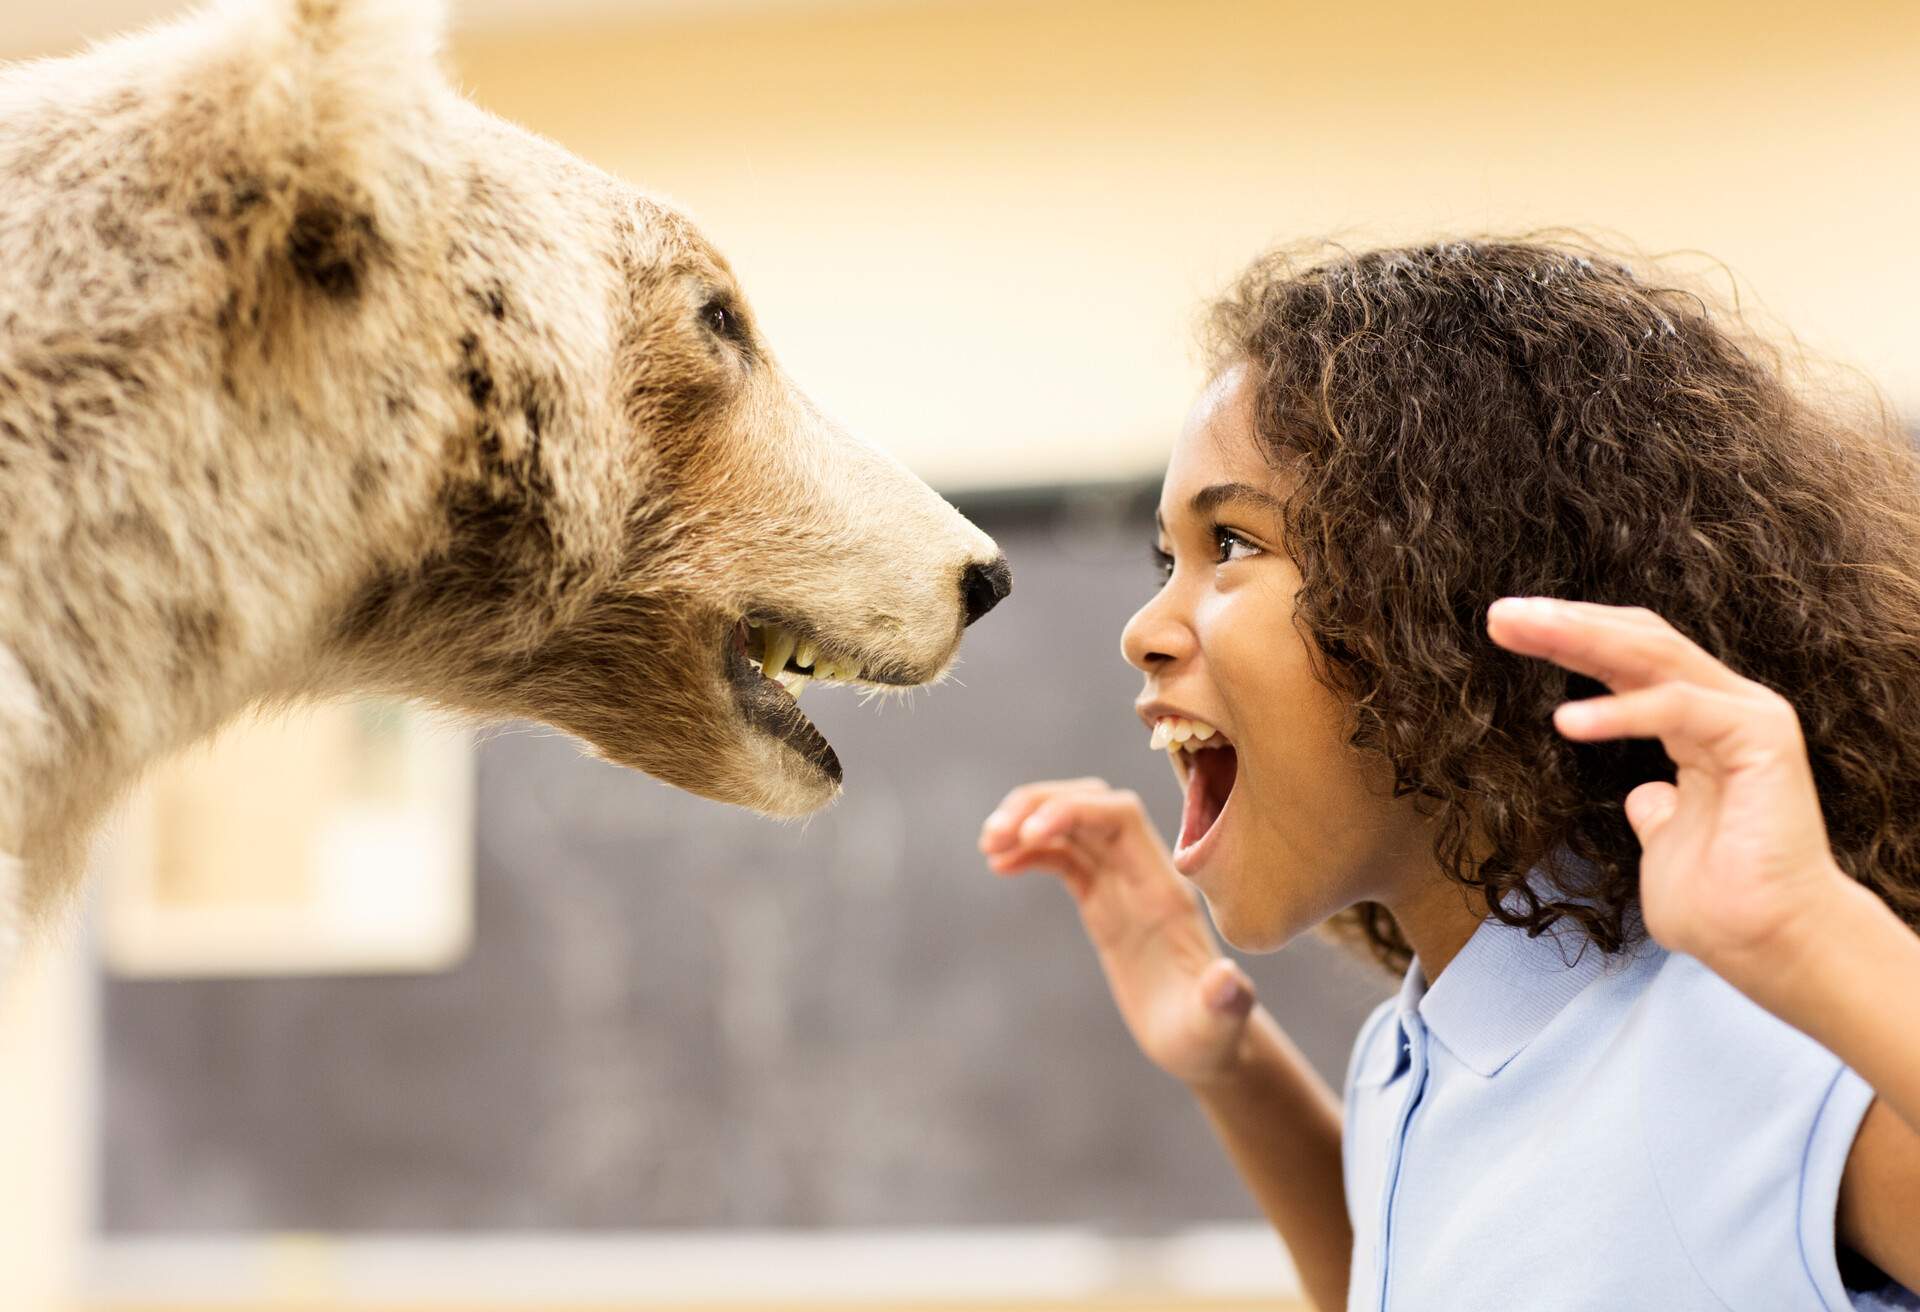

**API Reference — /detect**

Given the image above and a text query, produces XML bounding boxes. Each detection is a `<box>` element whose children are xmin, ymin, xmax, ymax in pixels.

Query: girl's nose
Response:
<box><xmin>1121</xmin><ymin>584</ymin><xmax>1194</xmax><ymax>673</ymax></box>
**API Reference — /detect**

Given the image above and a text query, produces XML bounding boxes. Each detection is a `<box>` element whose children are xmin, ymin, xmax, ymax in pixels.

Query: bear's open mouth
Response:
<box><xmin>722</xmin><ymin>616</ymin><xmax>922</xmax><ymax>786</ymax></box>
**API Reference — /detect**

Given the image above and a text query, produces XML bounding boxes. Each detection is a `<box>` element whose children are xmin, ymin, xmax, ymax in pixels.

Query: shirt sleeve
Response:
<box><xmin>1802</xmin><ymin>1064</ymin><xmax>1920</xmax><ymax>1311</ymax></box>
<box><xmin>1638</xmin><ymin>955</ymin><xmax>1916</xmax><ymax>1312</ymax></box>
<box><xmin>1796</xmin><ymin>1063</ymin><xmax>1919</xmax><ymax>1311</ymax></box>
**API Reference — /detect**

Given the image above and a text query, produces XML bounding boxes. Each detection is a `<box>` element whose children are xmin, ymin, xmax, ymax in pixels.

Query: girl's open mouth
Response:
<box><xmin>1150</xmin><ymin>717</ymin><xmax>1238</xmax><ymax>873</ymax></box>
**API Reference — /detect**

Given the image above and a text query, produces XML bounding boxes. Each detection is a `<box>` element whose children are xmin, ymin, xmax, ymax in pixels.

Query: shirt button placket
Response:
<box><xmin>1374</xmin><ymin>1014</ymin><xmax>1429</xmax><ymax>1312</ymax></box>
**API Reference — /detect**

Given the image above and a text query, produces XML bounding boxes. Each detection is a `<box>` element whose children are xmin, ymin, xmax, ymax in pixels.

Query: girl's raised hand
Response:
<box><xmin>979</xmin><ymin>779</ymin><xmax>1257</xmax><ymax>1087</ymax></box>
<box><xmin>1485</xmin><ymin>596</ymin><xmax>1860</xmax><ymax>1006</ymax></box>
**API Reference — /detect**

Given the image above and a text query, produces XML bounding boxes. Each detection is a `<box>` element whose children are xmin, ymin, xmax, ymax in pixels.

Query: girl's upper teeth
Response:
<box><xmin>1150</xmin><ymin>716</ymin><xmax>1222</xmax><ymax>752</ymax></box>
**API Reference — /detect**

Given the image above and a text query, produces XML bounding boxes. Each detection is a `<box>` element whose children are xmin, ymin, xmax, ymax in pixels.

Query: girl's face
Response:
<box><xmin>1122</xmin><ymin>364</ymin><xmax>1439</xmax><ymax>951</ymax></box>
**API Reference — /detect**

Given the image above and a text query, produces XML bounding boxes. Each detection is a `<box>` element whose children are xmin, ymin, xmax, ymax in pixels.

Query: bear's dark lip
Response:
<box><xmin>723</xmin><ymin>621</ymin><xmax>842</xmax><ymax>784</ymax></box>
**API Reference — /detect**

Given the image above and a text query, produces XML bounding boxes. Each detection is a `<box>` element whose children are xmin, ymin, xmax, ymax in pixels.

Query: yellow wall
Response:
<box><xmin>453</xmin><ymin>0</ymin><xmax>1920</xmax><ymax>492</ymax></box>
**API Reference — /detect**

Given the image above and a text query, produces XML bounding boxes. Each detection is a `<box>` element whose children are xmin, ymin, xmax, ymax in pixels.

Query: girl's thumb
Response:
<box><xmin>1199</xmin><ymin>957</ymin><xmax>1256</xmax><ymax>1021</ymax></box>
<box><xmin>1623</xmin><ymin>780</ymin><xmax>1679</xmax><ymax>841</ymax></box>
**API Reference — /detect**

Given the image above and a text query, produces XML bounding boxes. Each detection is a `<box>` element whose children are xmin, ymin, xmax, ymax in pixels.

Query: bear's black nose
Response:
<box><xmin>962</xmin><ymin>556</ymin><xmax>1013</xmax><ymax>626</ymax></box>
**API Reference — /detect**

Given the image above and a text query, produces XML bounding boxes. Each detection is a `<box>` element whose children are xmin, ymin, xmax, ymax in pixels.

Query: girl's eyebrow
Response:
<box><xmin>1154</xmin><ymin>482</ymin><xmax>1286</xmax><ymax>532</ymax></box>
<box><xmin>1189</xmin><ymin>482</ymin><xmax>1284</xmax><ymax>517</ymax></box>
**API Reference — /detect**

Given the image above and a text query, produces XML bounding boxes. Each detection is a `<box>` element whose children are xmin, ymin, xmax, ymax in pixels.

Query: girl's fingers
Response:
<box><xmin>986</xmin><ymin>841</ymin><xmax>1084</xmax><ymax>877</ymax></box>
<box><xmin>1018</xmin><ymin>790</ymin><xmax>1147</xmax><ymax>850</ymax></box>
<box><xmin>988</xmin><ymin>791</ymin><xmax>1158</xmax><ymax>899</ymax></box>
<box><xmin>986</xmin><ymin>840</ymin><xmax>1095</xmax><ymax>899</ymax></box>
<box><xmin>1552</xmin><ymin>680</ymin><xmax>1797</xmax><ymax>769</ymax></box>
<box><xmin>979</xmin><ymin>778</ymin><xmax>1109</xmax><ymax>852</ymax></box>
<box><xmin>1487</xmin><ymin>597</ymin><xmax>1741</xmax><ymax>696</ymax></box>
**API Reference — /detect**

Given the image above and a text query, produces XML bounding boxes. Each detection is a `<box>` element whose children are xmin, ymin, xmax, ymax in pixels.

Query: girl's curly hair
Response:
<box><xmin>1206</xmin><ymin>236</ymin><xmax>1920</xmax><ymax>973</ymax></box>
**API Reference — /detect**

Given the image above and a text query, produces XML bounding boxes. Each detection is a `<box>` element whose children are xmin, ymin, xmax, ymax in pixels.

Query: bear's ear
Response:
<box><xmin>217</xmin><ymin>0</ymin><xmax>453</xmax><ymax>300</ymax></box>
<box><xmin>227</xmin><ymin>0</ymin><xmax>452</xmax><ymax>166</ymax></box>
<box><xmin>258</xmin><ymin>0</ymin><xmax>449</xmax><ymax>75</ymax></box>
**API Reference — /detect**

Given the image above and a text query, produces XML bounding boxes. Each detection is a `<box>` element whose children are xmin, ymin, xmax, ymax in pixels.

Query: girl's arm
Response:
<box><xmin>1487</xmin><ymin>596</ymin><xmax>1920</xmax><ymax>1289</ymax></box>
<box><xmin>980</xmin><ymin>782</ymin><xmax>1352</xmax><ymax>1312</ymax></box>
<box><xmin>1782</xmin><ymin>883</ymin><xmax>1920</xmax><ymax>1288</ymax></box>
<box><xmin>1188</xmin><ymin>1005</ymin><xmax>1352</xmax><ymax>1312</ymax></box>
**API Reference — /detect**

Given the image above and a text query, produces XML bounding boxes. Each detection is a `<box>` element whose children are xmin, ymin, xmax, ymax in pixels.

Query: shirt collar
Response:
<box><xmin>1403</xmin><ymin>912</ymin><xmax>1614</xmax><ymax>1077</ymax></box>
<box><xmin>1390</xmin><ymin>856</ymin><xmax>1628</xmax><ymax>1083</ymax></box>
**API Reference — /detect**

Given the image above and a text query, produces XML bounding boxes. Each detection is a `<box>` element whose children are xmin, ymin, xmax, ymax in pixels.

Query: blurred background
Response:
<box><xmin>1</xmin><ymin>0</ymin><xmax>1915</xmax><ymax>1308</ymax></box>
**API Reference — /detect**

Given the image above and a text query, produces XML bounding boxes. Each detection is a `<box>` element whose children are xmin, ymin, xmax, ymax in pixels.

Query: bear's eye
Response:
<box><xmin>701</xmin><ymin>297</ymin><xmax>746</xmax><ymax>347</ymax></box>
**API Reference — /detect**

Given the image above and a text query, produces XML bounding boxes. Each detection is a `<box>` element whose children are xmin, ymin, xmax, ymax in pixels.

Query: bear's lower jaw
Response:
<box><xmin>724</xmin><ymin>622</ymin><xmax>843</xmax><ymax>788</ymax></box>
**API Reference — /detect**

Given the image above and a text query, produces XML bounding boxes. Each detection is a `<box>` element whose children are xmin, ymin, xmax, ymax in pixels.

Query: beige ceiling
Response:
<box><xmin>8</xmin><ymin>0</ymin><xmax>1914</xmax><ymax>488</ymax></box>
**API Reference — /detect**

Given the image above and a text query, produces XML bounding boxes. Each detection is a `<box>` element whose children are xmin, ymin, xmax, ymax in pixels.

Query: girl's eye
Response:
<box><xmin>1151</xmin><ymin>544</ymin><xmax>1175</xmax><ymax>588</ymax></box>
<box><xmin>1214</xmin><ymin>526</ymin><xmax>1261</xmax><ymax>564</ymax></box>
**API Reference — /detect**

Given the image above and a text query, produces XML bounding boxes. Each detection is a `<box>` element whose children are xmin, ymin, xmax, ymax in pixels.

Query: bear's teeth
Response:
<box><xmin>746</xmin><ymin>621</ymin><xmax>868</xmax><ymax>685</ymax></box>
<box><xmin>762</xmin><ymin>629</ymin><xmax>796</xmax><ymax>679</ymax></box>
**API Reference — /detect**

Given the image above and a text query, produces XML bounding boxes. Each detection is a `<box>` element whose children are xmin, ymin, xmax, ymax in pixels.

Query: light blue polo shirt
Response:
<box><xmin>1342</xmin><ymin>910</ymin><xmax>1919</xmax><ymax>1311</ymax></box>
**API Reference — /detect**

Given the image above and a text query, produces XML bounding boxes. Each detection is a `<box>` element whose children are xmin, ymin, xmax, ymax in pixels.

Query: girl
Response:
<box><xmin>980</xmin><ymin>239</ymin><xmax>1920</xmax><ymax>1311</ymax></box>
